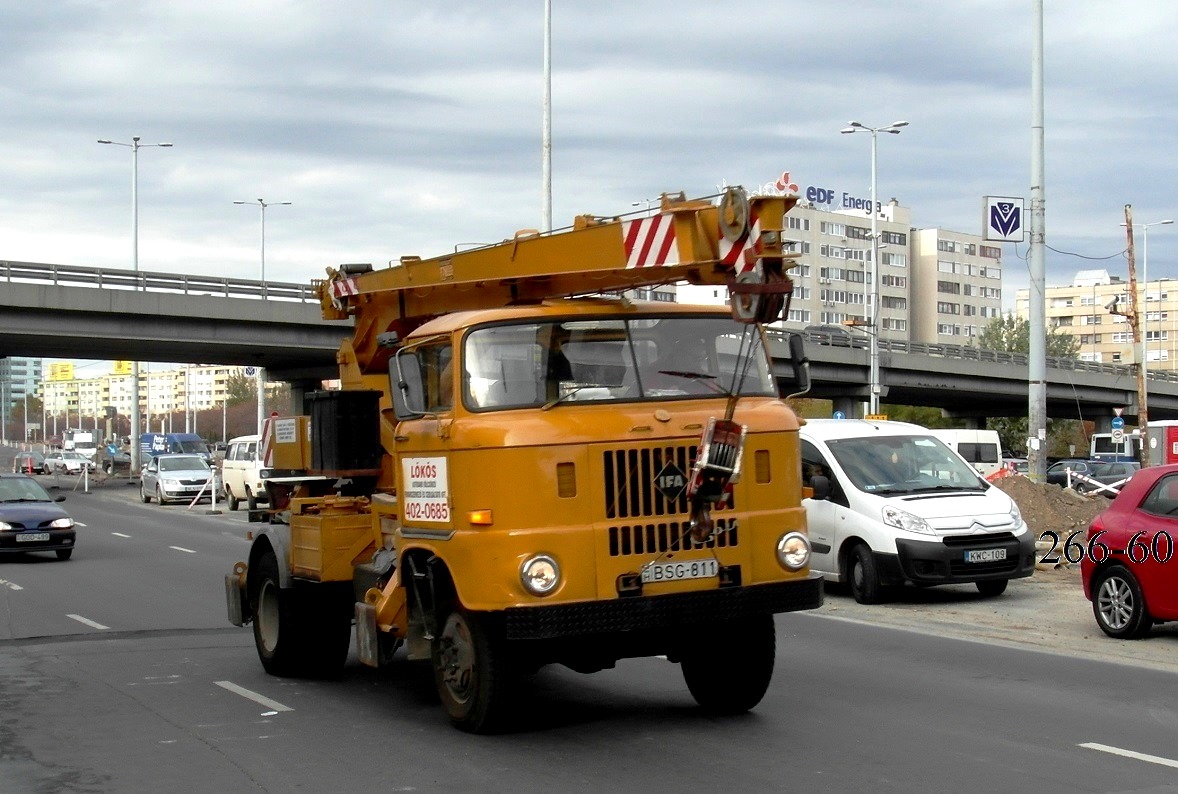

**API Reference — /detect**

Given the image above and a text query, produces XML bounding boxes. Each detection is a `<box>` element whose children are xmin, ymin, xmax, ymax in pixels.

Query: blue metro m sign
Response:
<box><xmin>983</xmin><ymin>196</ymin><xmax>1025</xmax><ymax>242</ymax></box>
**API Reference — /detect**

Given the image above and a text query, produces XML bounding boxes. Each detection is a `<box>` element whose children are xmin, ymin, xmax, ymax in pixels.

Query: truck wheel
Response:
<box><xmin>1093</xmin><ymin>564</ymin><xmax>1151</xmax><ymax>639</ymax></box>
<box><xmin>976</xmin><ymin>579</ymin><xmax>1008</xmax><ymax>597</ymax></box>
<box><xmin>226</xmin><ymin>487</ymin><xmax>240</xmax><ymax>511</ymax></box>
<box><xmin>251</xmin><ymin>550</ymin><xmax>350</xmax><ymax>677</ymax></box>
<box><xmin>848</xmin><ymin>543</ymin><xmax>884</xmax><ymax>605</ymax></box>
<box><xmin>432</xmin><ymin>606</ymin><xmax>515</xmax><ymax>733</ymax></box>
<box><xmin>680</xmin><ymin>613</ymin><xmax>776</xmax><ymax>714</ymax></box>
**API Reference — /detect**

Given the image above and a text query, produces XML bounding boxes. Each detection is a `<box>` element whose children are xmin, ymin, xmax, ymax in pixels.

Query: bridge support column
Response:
<box><xmin>831</xmin><ymin>397</ymin><xmax>860</xmax><ymax>420</ymax></box>
<box><xmin>1092</xmin><ymin>415</ymin><xmax>1113</xmax><ymax>434</ymax></box>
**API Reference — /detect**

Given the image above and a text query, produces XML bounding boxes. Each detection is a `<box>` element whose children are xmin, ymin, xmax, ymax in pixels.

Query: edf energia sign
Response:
<box><xmin>983</xmin><ymin>196</ymin><xmax>1025</xmax><ymax>242</ymax></box>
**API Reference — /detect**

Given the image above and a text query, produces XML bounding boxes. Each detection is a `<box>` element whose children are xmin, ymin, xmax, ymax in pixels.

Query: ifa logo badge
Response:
<box><xmin>983</xmin><ymin>196</ymin><xmax>1025</xmax><ymax>242</ymax></box>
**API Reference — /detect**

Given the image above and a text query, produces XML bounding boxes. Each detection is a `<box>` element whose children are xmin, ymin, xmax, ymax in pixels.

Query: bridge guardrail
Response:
<box><xmin>0</xmin><ymin>260</ymin><xmax>319</xmax><ymax>303</ymax></box>
<box><xmin>767</xmin><ymin>328</ymin><xmax>1178</xmax><ymax>385</ymax></box>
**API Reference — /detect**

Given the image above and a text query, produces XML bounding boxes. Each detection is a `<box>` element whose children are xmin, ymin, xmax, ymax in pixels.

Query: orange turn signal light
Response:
<box><xmin>468</xmin><ymin>509</ymin><xmax>494</xmax><ymax>526</ymax></box>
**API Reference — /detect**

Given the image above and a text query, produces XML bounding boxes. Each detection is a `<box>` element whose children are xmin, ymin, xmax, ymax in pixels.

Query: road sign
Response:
<box><xmin>1111</xmin><ymin>428</ymin><xmax>1125</xmax><ymax>443</ymax></box>
<box><xmin>833</xmin><ymin>410</ymin><xmax>846</xmax><ymax>420</ymax></box>
<box><xmin>1111</xmin><ymin>416</ymin><xmax>1125</xmax><ymax>430</ymax></box>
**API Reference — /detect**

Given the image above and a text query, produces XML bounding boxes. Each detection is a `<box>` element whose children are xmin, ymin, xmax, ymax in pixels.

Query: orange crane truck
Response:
<box><xmin>225</xmin><ymin>187</ymin><xmax>822</xmax><ymax>732</ymax></box>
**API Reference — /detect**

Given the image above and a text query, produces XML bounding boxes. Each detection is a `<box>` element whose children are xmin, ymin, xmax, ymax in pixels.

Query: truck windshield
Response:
<box><xmin>462</xmin><ymin>315</ymin><xmax>776</xmax><ymax>410</ymax></box>
<box><xmin>827</xmin><ymin>435</ymin><xmax>987</xmax><ymax>495</ymax></box>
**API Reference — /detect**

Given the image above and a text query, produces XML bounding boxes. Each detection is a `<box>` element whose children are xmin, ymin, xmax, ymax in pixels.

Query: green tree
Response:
<box><xmin>224</xmin><ymin>371</ymin><xmax>257</xmax><ymax>406</ymax></box>
<box><xmin>975</xmin><ymin>314</ymin><xmax>1080</xmax><ymax>359</ymax></box>
<box><xmin>975</xmin><ymin>315</ymin><xmax>1082</xmax><ymax>456</ymax></box>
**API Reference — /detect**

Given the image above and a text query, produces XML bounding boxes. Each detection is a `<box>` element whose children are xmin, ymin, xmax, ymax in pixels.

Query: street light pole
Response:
<box><xmin>235</xmin><ymin>198</ymin><xmax>290</xmax><ymax>434</ymax></box>
<box><xmin>98</xmin><ymin>136</ymin><xmax>172</xmax><ymax>472</ymax></box>
<box><xmin>841</xmin><ymin>120</ymin><xmax>908</xmax><ymax>416</ymax></box>
<box><xmin>1123</xmin><ymin>219</ymin><xmax>1173</xmax><ymax>406</ymax></box>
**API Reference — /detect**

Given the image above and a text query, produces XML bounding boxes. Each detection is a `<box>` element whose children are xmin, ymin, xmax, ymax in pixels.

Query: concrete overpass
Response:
<box><xmin>4</xmin><ymin>259</ymin><xmax>1178</xmax><ymax>429</ymax></box>
<box><xmin>0</xmin><ymin>260</ymin><xmax>348</xmax><ymax>384</ymax></box>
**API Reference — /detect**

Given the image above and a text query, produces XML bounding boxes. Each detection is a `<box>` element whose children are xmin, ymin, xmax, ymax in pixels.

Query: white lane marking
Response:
<box><xmin>67</xmin><ymin>614</ymin><xmax>109</xmax><ymax>630</ymax></box>
<box><xmin>170</xmin><ymin>546</ymin><xmax>196</xmax><ymax>554</ymax></box>
<box><xmin>112</xmin><ymin>532</ymin><xmax>131</xmax><ymax>538</ymax></box>
<box><xmin>74</xmin><ymin>522</ymin><xmax>87</xmax><ymax>527</ymax></box>
<box><xmin>1080</xmin><ymin>742</ymin><xmax>1178</xmax><ymax>769</ymax></box>
<box><xmin>215</xmin><ymin>681</ymin><xmax>293</xmax><ymax>713</ymax></box>
<box><xmin>0</xmin><ymin>579</ymin><xmax>23</xmax><ymax>591</ymax></box>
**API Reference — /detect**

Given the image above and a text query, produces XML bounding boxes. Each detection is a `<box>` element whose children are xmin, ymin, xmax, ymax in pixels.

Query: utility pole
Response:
<box><xmin>1124</xmin><ymin>205</ymin><xmax>1150</xmax><ymax>467</ymax></box>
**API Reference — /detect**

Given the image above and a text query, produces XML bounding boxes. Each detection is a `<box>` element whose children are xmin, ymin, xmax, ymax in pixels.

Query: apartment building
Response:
<box><xmin>1015</xmin><ymin>269</ymin><xmax>1170</xmax><ymax>369</ymax></box>
<box><xmin>42</xmin><ymin>364</ymin><xmax>252</xmax><ymax>428</ymax></box>
<box><xmin>678</xmin><ymin>191</ymin><xmax>1002</xmax><ymax>344</ymax></box>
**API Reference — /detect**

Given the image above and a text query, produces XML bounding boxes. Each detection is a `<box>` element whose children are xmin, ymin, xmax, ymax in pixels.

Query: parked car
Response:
<box><xmin>1002</xmin><ymin>457</ymin><xmax>1029</xmax><ymax>475</ymax></box>
<box><xmin>44</xmin><ymin>450</ymin><xmax>97</xmax><ymax>475</ymax></box>
<box><xmin>1081</xmin><ymin>464</ymin><xmax>1178</xmax><ymax>638</ymax></box>
<box><xmin>99</xmin><ymin>446</ymin><xmax>134</xmax><ymax>475</ymax></box>
<box><xmin>12</xmin><ymin>451</ymin><xmax>48</xmax><ymax>475</ymax></box>
<box><xmin>140</xmin><ymin>454</ymin><xmax>219</xmax><ymax>505</ymax></box>
<box><xmin>220</xmin><ymin>434</ymin><xmax>271</xmax><ymax>511</ymax></box>
<box><xmin>800</xmin><ymin>419</ymin><xmax>1036</xmax><ymax>604</ymax></box>
<box><xmin>0</xmin><ymin>473</ymin><xmax>76</xmax><ymax>560</ymax></box>
<box><xmin>1074</xmin><ymin>461</ymin><xmax>1141</xmax><ymax>495</ymax></box>
<box><xmin>1045</xmin><ymin>459</ymin><xmax>1101</xmax><ymax>488</ymax></box>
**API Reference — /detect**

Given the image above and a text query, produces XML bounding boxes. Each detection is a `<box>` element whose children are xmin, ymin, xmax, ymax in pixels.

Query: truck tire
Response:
<box><xmin>251</xmin><ymin>550</ymin><xmax>350</xmax><ymax>678</ymax></box>
<box><xmin>848</xmin><ymin>543</ymin><xmax>884</xmax><ymax>604</ymax></box>
<box><xmin>680</xmin><ymin>613</ymin><xmax>776</xmax><ymax>714</ymax></box>
<box><xmin>432</xmin><ymin>605</ymin><xmax>515</xmax><ymax>733</ymax></box>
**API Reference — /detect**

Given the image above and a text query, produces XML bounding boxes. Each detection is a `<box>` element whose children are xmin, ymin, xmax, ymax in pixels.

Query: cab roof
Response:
<box><xmin>407</xmin><ymin>298</ymin><xmax>733</xmax><ymax>339</ymax></box>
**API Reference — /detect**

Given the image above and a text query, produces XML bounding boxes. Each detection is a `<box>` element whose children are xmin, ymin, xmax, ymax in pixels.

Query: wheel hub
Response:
<box><xmin>437</xmin><ymin>613</ymin><xmax>475</xmax><ymax>704</ymax></box>
<box><xmin>1098</xmin><ymin>578</ymin><xmax>1133</xmax><ymax>629</ymax></box>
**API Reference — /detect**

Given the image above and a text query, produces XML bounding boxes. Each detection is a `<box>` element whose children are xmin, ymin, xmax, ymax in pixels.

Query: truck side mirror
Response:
<box><xmin>783</xmin><ymin>332</ymin><xmax>811</xmax><ymax>400</ymax></box>
<box><xmin>391</xmin><ymin>348</ymin><xmax>427</xmax><ymax>420</ymax></box>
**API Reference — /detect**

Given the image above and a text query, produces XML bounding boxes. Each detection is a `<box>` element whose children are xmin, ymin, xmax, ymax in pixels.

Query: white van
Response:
<box><xmin>928</xmin><ymin>428</ymin><xmax>1002</xmax><ymax>478</ymax></box>
<box><xmin>220</xmin><ymin>435</ymin><xmax>270</xmax><ymax>511</ymax></box>
<box><xmin>800</xmin><ymin>419</ymin><xmax>1036</xmax><ymax>604</ymax></box>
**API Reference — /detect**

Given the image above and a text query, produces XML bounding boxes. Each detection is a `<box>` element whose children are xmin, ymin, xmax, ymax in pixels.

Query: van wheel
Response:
<box><xmin>976</xmin><ymin>579</ymin><xmax>1008</xmax><ymax>597</ymax></box>
<box><xmin>246</xmin><ymin>487</ymin><xmax>258</xmax><ymax>512</ymax></box>
<box><xmin>226</xmin><ymin>487</ymin><xmax>240</xmax><ymax>511</ymax></box>
<box><xmin>848</xmin><ymin>544</ymin><xmax>884</xmax><ymax>605</ymax></box>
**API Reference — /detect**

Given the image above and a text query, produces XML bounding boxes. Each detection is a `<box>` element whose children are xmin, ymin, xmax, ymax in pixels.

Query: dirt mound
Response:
<box><xmin>991</xmin><ymin>474</ymin><xmax>1109</xmax><ymax>536</ymax></box>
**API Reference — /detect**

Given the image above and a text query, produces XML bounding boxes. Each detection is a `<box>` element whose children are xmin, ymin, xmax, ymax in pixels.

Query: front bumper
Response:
<box><xmin>880</xmin><ymin>532</ymin><xmax>1037</xmax><ymax>586</ymax></box>
<box><xmin>0</xmin><ymin>529</ymin><xmax>76</xmax><ymax>554</ymax></box>
<box><xmin>503</xmin><ymin>573</ymin><xmax>824</xmax><ymax>640</ymax></box>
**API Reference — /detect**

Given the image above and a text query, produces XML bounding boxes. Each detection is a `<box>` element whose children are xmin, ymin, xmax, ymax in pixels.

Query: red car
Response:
<box><xmin>1082</xmin><ymin>464</ymin><xmax>1178</xmax><ymax>638</ymax></box>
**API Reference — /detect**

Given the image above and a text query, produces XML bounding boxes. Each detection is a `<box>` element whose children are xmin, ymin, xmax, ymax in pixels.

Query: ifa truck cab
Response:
<box><xmin>800</xmin><ymin>419</ymin><xmax>1036</xmax><ymax>604</ymax></box>
<box><xmin>225</xmin><ymin>188</ymin><xmax>822</xmax><ymax>732</ymax></box>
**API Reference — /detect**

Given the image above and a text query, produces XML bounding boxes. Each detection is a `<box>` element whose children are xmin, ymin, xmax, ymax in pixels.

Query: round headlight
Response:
<box><xmin>776</xmin><ymin>531</ymin><xmax>811</xmax><ymax>571</ymax></box>
<box><xmin>520</xmin><ymin>554</ymin><xmax>561</xmax><ymax>596</ymax></box>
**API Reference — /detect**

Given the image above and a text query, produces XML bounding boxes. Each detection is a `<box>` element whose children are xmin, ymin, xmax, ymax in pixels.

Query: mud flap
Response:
<box><xmin>225</xmin><ymin>566</ymin><xmax>250</xmax><ymax>626</ymax></box>
<box><xmin>355</xmin><ymin>602</ymin><xmax>380</xmax><ymax>668</ymax></box>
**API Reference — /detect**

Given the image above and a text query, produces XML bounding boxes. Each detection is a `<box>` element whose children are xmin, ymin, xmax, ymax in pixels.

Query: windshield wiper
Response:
<box><xmin>908</xmin><ymin>484</ymin><xmax>987</xmax><ymax>494</ymax></box>
<box><xmin>0</xmin><ymin>498</ymin><xmax>46</xmax><ymax>503</ymax></box>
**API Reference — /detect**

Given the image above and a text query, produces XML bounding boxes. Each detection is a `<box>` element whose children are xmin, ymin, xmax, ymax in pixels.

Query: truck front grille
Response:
<box><xmin>608</xmin><ymin>518</ymin><xmax>738</xmax><ymax>557</ymax></box>
<box><xmin>603</xmin><ymin>445</ymin><xmax>735</xmax><ymax>519</ymax></box>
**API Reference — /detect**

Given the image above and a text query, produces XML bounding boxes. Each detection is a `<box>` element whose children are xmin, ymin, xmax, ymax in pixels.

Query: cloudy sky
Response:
<box><xmin>4</xmin><ymin>0</ymin><xmax>1177</xmax><ymax>341</ymax></box>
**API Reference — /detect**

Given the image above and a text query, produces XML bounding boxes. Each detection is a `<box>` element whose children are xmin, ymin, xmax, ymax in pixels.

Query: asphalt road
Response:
<box><xmin>1</xmin><ymin>469</ymin><xmax>1177</xmax><ymax>793</ymax></box>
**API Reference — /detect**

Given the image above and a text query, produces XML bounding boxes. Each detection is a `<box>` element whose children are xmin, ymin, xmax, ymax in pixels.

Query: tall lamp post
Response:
<box><xmin>1123</xmin><ymin>219</ymin><xmax>1174</xmax><ymax>399</ymax></box>
<box><xmin>235</xmin><ymin>198</ymin><xmax>291</xmax><ymax>434</ymax></box>
<box><xmin>840</xmin><ymin>120</ymin><xmax>908</xmax><ymax>416</ymax></box>
<box><xmin>98</xmin><ymin>136</ymin><xmax>173</xmax><ymax>472</ymax></box>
